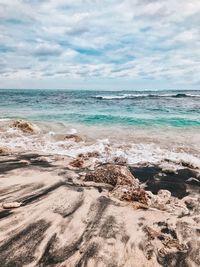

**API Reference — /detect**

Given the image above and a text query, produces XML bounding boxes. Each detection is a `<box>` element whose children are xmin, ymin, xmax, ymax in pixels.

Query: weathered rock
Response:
<box><xmin>110</xmin><ymin>185</ymin><xmax>148</xmax><ymax>205</ymax></box>
<box><xmin>84</xmin><ymin>164</ymin><xmax>149</xmax><ymax>205</ymax></box>
<box><xmin>68</xmin><ymin>155</ymin><xmax>99</xmax><ymax>170</ymax></box>
<box><xmin>78</xmin><ymin>151</ymin><xmax>100</xmax><ymax>159</ymax></box>
<box><xmin>84</xmin><ymin>164</ymin><xmax>139</xmax><ymax>187</ymax></box>
<box><xmin>113</xmin><ymin>156</ymin><xmax>127</xmax><ymax>165</ymax></box>
<box><xmin>147</xmin><ymin>190</ymin><xmax>171</xmax><ymax>210</ymax></box>
<box><xmin>12</xmin><ymin>120</ymin><xmax>39</xmax><ymax>134</ymax></box>
<box><xmin>157</xmin><ymin>190</ymin><xmax>171</xmax><ymax>203</ymax></box>
<box><xmin>2</xmin><ymin>202</ymin><xmax>21</xmax><ymax>209</ymax></box>
<box><xmin>70</xmin><ymin>158</ymin><xmax>85</xmax><ymax>168</ymax></box>
<box><xmin>184</xmin><ymin>197</ymin><xmax>199</xmax><ymax>213</ymax></box>
<box><xmin>0</xmin><ymin>147</ymin><xmax>10</xmax><ymax>155</ymax></box>
<box><xmin>146</xmin><ymin>190</ymin><xmax>189</xmax><ymax>216</ymax></box>
<box><xmin>64</xmin><ymin>134</ymin><xmax>83</xmax><ymax>142</ymax></box>
<box><xmin>144</xmin><ymin>226</ymin><xmax>160</xmax><ymax>239</ymax></box>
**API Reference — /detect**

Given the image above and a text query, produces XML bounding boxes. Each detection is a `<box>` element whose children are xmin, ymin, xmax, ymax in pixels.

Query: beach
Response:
<box><xmin>1</xmin><ymin>0</ymin><xmax>200</xmax><ymax>264</ymax></box>
<box><xmin>0</xmin><ymin>90</ymin><xmax>200</xmax><ymax>266</ymax></box>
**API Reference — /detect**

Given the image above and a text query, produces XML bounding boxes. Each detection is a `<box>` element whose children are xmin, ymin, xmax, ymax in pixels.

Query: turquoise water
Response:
<box><xmin>0</xmin><ymin>89</ymin><xmax>200</xmax><ymax>127</ymax></box>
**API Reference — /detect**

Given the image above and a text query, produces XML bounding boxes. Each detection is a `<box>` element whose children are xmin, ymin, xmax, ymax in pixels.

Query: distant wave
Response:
<box><xmin>93</xmin><ymin>94</ymin><xmax>149</xmax><ymax>100</ymax></box>
<box><xmin>93</xmin><ymin>93</ymin><xmax>200</xmax><ymax>100</ymax></box>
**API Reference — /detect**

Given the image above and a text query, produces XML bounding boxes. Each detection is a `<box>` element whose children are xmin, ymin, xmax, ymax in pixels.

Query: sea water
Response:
<box><xmin>0</xmin><ymin>89</ymin><xmax>200</xmax><ymax>169</ymax></box>
<box><xmin>0</xmin><ymin>89</ymin><xmax>200</xmax><ymax>127</ymax></box>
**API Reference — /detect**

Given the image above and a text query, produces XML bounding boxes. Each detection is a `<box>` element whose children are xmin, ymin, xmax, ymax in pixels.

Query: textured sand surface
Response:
<box><xmin>0</xmin><ymin>154</ymin><xmax>200</xmax><ymax>267</ymax></box>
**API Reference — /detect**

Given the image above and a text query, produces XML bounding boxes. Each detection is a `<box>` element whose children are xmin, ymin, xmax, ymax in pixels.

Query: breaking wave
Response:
<box><xmin>0</xmin><ymin>119</ymin><xmax>200</xmax><ymax>170</ymax></box>
<box><xmin>93</xmin><ymin>93</ymin><xmax>200</xmax><ymax>100</ymax></box>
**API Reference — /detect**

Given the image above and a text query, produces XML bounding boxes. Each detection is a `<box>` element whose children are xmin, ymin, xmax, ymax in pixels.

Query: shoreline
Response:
<box><xmin>0</xmin><ymin>119</ymin><xmax>200</xmax><ymax>166</ymax></box>
<box><xmin>0</xmin><ymin>119</ymin><xmax>200</xmax><ymax>266</ymax></box>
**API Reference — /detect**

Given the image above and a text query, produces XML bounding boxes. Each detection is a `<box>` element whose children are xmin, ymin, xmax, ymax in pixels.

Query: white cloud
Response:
<box><xmin>33</xmin><ymin>43</ymin><xmax>63</xmax><ymax>57</ymax></box>
<box><xmin>0</xmin><ymin>0</ymin><xmax>200</xmax><ymax>88</ymax></box>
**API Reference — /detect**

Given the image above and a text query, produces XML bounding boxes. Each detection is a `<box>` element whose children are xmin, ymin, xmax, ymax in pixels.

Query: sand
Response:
<box><xmin>0</xmin><ymin>153</ymin><xmax>199</xmax><ymax>267</ymax></box>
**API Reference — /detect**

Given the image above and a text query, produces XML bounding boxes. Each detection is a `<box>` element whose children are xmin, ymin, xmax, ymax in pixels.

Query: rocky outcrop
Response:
<box><xmin>12</xmin><ymin>120</ymin><xmax>39</xmax><ymax>134</ymax></box>
<box><xmin>84</xmin><ymin>164</ymin><xmax>139</xmax><ymax>187</ymax></box>
<box><xmin>111</xmin><ymin>185</ymin><xmax>148</xmax><ymax>205</ymax></box>
<box><xmin>69</xmin><ymin>158</ymin><xmax>85</xmax><ymax>168</ymax></box>
<box><xmin>68</xmin><ymin>153</ymin><xmax>100</xmax><ymax>170</ymax></box>
<box><xmin>146</xmin><ymin>189</ymin><xmax>171</xmax><ymax>209</ymax></box>
<box><xmin>146</xmin><ymin>189</ymin><xmax>189</xmax><ymax>216</ymax></box>
<box><xmin>84</xmin><ymin>164</ymin><xmax>149</xmax><ymax>204</ymax></box>
<box><xmin>84</xmin><ymin>164</ymin><xmax>192</xmax><ymax>214</ymax></box>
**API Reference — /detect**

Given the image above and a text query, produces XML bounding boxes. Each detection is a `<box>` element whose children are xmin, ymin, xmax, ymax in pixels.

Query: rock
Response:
<box><xmin>2</xmin><ymin>202</ymin><xmax>21</xmax><ymax>209</ymax></box>
<box><xmin>84</xmin><ymin>164</ymin><xmax>148</xmax><ymax>206</ymax></box>
<box><xmin>184</xmin><ymin>197</ymin><xmax>199</xmax><ymax>213</ymax></box>
<box><xmin>144</xmin><ymin>226</ymin><xmax>160</xmax><ymax>239</ymax></box>
<box><xmin>64</xmin><ymin>134</ymin><xmax>83</xmax><ymax>142</ymax></box>
<box><xmin>84</xmin><ymin>164</ymin><xmax>139</xmax><ymax>187</ymax></box>
<box><xmin>157</xmin><ymin>190</ymin><xmax>171</xmax><ymax>203</ymax></box>
<box><xmin>110</xmin><ymin>185</ymin><xmax>148</xmax><ymax>205</ymax></box>
<box><xmin>70</xmin><ymin>158</ymin><xmax>84</xmax><ymax>168</ymax></box>
<box><xmin>75</xmin><ymin>152</ymin><xmax>100</xmax><ymax>170</ymax></box>
<box><xmin>68</xmin><ymin>155</ymin><xmax>99</xmax><ymax>170</ymax></box>
<box><xmin>0</xmin><ymin>147</ymin><xmax>10</xmax><ymax>155</ymax></box>
<box><xmin>113</xmin><ymin>156</ymin><xmax>127</xmax><ymax>165</ymax></box>
<box><xmin>146</xmin><ymin>190</ymin><xmax>171</xmax><ymax>210</ymax></box>
<box><xmin>12</xmin><ymin>120</ymin><xmax>39</xmax><ymax>134</ymax></box>
<box><xmin>147</xmin><ymin>189</ymin><xmax>189</xmax><ymax>215</ymax></box>
<box><xmin>145</xmin><ymin>191</ymin><xmax>157</xmax><ymax>205</ymax></box>
<box><xmin>78</xmin><ymin>151</ymin><xmax>100</xmax><ymax>159</ymax></box>
<box><xmin>87</xmin><ymin>151</ymin><xmax>100</xmax><ymax>157</ymax></box>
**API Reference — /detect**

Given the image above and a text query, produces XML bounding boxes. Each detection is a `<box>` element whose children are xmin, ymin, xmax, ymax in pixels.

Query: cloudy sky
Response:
<box><xmin>0</xmin><ymin>0</ymin><xmax>200</xmax><ymax>90</ymax></box>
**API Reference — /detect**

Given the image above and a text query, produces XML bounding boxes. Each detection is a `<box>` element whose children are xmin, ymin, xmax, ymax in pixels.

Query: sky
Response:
<box><xmin>0</xmin><ymin>0</ymin><xmax>200</xmax><ymax>90</ymax></box>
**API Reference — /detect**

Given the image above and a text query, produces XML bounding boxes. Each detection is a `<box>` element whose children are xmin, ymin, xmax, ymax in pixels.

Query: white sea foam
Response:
<box><xmin>66</xmin><ymin>128</ymin><xmax>78</xmax><ymax>134</ymax></box>
<box><xmin>0</xmin><ymin>118</ymin><xmax>12</xmax><ymax>122</ymax></box>
<box><xmin>94</xmin><ymin>93</ymin><xmax>200</xmax><ymax>100</ymax></box>
<box><xmin>95</xmin><ymin>94</ymin><xmax>148</xmax><ymax>100</ymax></box>
<box><xmin>0</xmin><ymin>129</ymin><xmax>200</xmax><ymax>170</ymax></box>
<box><xmin>0</xmin><ymin>119</ymin><xmax>200</xmax><ymax>170</ymax></box>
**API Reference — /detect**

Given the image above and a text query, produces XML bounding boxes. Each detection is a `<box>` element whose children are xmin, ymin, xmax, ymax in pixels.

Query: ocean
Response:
<box><xmin>0</xmin><ymin>89</ymin><xmax>200</xmax><ymax>127</ymax></box>
<box><xmin>0</xmin><ymin>89</ymin><xmax>200</xmax><ymax>169</ymax></box>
